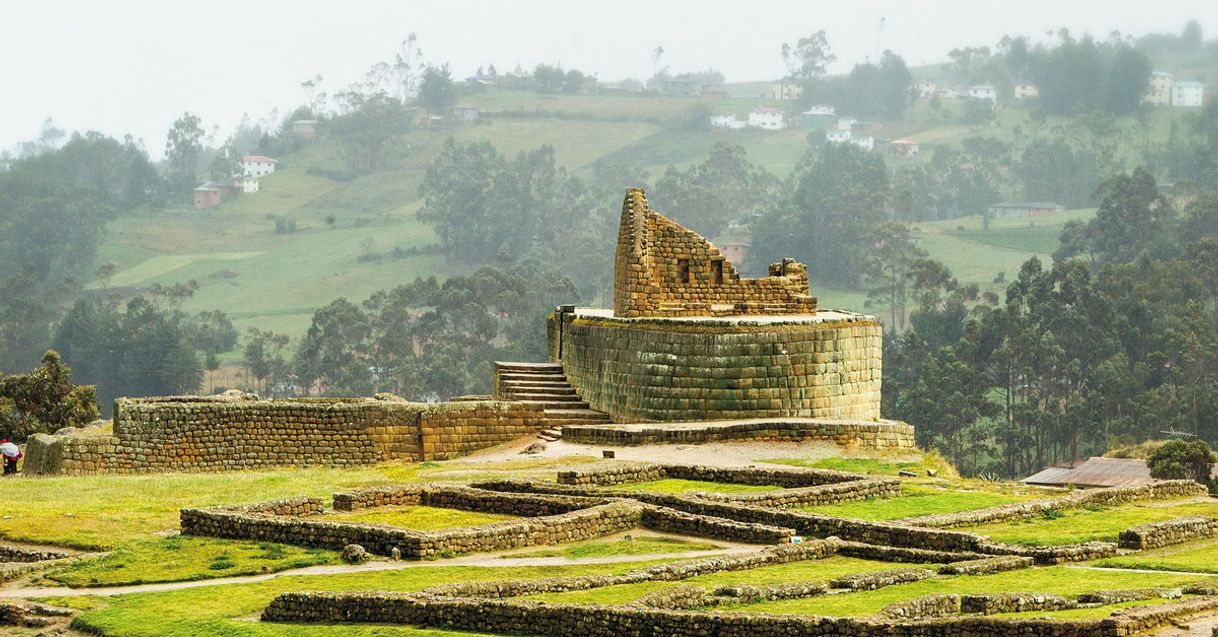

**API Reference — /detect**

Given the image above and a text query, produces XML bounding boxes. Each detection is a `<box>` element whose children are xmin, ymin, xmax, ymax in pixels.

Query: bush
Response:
<box><xmin>0</xmin><ymin>350</ymin><xmax>99</xmax><ymax>442</ymax></box>
<box><xmin>1147</xmin><ymin>439</ymin><xmax>1216</xmax><ymax>485</ymax></box>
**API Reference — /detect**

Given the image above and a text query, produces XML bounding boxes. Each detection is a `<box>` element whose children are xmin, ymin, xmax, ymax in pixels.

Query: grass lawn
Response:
<box><xmin>963</xmin><ymin>499</ymin><xmax>1218</xmax><ymax>546</ymax></box>
<box><xmin>608</xmin><ymin>478</ymin><xmax>781</xmax><ymax>494</ymax></box>
<box><xmin>42</xmin><ymin>536</ymin><xmax>337</xmax><ymax>587</ymax></box>
<box><xmin>1091</xmin><ymin>537</ymin><xmax>1218</xmax><ymax>574</ymax></box>
<box><xmin>802</xmin><ymin>483</ymin><xmax>1039</xmax><ymax>521</ymax></box>
<box><xmin>0</xmin><ymin>457</ymin><xmax>598</xmax><ymax>550</ymax></box>
<box><xmin>325</xmin><ymin>505</ymin><xmax>517</xmax><ymax>531</ymax></box>
<box><xmin>760</xmin><ymin>452</ymin><xmax>954</xmax><ymax>477</ymax></box>
<box><xmin>501</xmin><ymin>535</ymin><xmax>723</xmax><ymax>560</ymax></box>
<box><xmin>60</xmin><ymin>560</ymin><xmax>669</xmax><ymax>637</ymax></box>
<box><xmin>737</xmin><ymin>566</ymin><xmax>1209</xmax><ymax>617</ymax></box>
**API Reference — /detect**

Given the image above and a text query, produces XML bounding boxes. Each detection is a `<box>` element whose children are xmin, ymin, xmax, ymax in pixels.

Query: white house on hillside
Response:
<box><xmin>709</xmin><ymin>114</ymin><xmax>747</xmax><ymax>130</ymax></box>
<box><xmin>1173</xmin><ymin>81</ymin><xmax>1205</xmax><ymax>107</ymax></box>
<box><xmin>968</xmin><ymin>85</ymin><xmax>997</xmax><ymax>103</ymax></box>
<box><xmin>825</xmin><ymin>129</ymin><xmax>851</xmax><ymax>144</ymax></box>
<box><xmin>1146</xmin><ymin>71</ymin><xmax>1174</xmax><ymax>106</ymax></box>
<box><xmin>748</xmin><ymin>107</ymin><xmax>785</xmax><ymax>130</ymax></box>
<box><xmin>242</xmin><ymin>155</ymin><xmax>277</xmax><ymax>178</ymax></box>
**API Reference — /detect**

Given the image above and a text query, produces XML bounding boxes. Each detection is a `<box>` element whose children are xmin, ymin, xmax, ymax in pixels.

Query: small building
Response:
<box><xmin>988</xmin><ymin>201</ymin><xmax>1064</xmax><ymax>218</ymax></box>
<box><xmin>1013</xmin><ymin>84</ymin><xmax>1039</xmax><ymax>100</ymax></box>
<box><xmin>850</xmin><ymin>136</ymin><xmax>875</xmax><ymax>151</ymax></box>
<box><xmin>709</xmin><ymin>114</ymin><xmax>746</xmax><ymax>130</ymax></box>
<box><xmin>700</xmin><ymin>87</ymin><xmax>728</xmax><ymax>99</ymax></box>
<box><xmin>194</xmin><ymin>182</ymin><xmax>231</xmax><ymax>209</ymax></box>
<box><xmin>1145</xmin><ymin>71</ymin><xmax>1174</xmax><ymax>106</ymax></box>
<box><xmin>801</xmin><ymin>105</ymin><xmax>837</xmax><ymax>130</ymax></box>
<box><xmin>658</xmin><ymin>76</ymin><xmax>701</xmax><ymax>97</ymax></box>
<box><xmin>915</xmin><ymin>80</ymin><xmax>939</xmax><ymax>99</ymax></box>
<box><xmin>968</xmin><ymin>85</ymin><xmax>997</xmax><ymax>103</ymax></box>
<box><xmin>748</xmin><ymin>106</ymin><xmax>785</xmax><ymax>130</ymax></box>
<box><xmin>1025</xmin><ymin>456</ymin><xmax>1218</xmax><ymax>489</ymax></box>
<box><xmin>887</xmin><ymin>138</ymin><xmax>920</xmax><ymax>159</ymax></box>
<box><xmin>1173</xmin><ymin>80</ymin><xmax>1205</xmax><ymax>107</ymax></box>
<box><xmin>241</xmin><ymin>177</ymin><xmax>260</xmax><ymax>194</ymax></box>
<box><xmin>717</xmin><ymin>238</ymin><xmax>751</xmax><ymax>265</ymax></box>
<box><xmin>835</xmin><ymin>116</ymin><xmax>857</xmax><ymax>131</ymax></box>
<box><xmin>452</xmin><ymin>105</ymin><xmax>480</xmax><ymax>122</ymax></box>
<box><xmin>825</xmin><ymin>129</ymin><xmax>852</xmax><ymax>144</ymax></box>
<box><xmin>241</xmin><ymin>155</ymin><xmax>277</xmax><ymax>178</ymax></box>
<box><xmin>290</xmin><ymin>119</ymin><xmax>318</xmax><ymax>140</ymax></box>
<box><xmin>772</xmin><ymin>78</ymin><xmax>802</xmax><ymax>101</ymax></box>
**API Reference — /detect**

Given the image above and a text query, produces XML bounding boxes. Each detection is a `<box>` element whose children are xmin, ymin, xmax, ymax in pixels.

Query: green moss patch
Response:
<box><xmin>1092</xmin><ymin>537</ymin><xmax>1218</xmax><ymax>574</ymax></box>
<box><xmin>803</xmin><ymin>484</ymin><xmax>1038</xmax><ymax>520</ymax></box>
<box><xmin>963</xmin><ymin>499</ymin><xmax>1218</xmax><ymax>546</ymax></box>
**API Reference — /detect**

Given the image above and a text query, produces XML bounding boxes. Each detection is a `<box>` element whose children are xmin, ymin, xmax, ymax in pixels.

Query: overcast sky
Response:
<box><xmin>2</xmin><ymin>0</ymin><xmax>1215</xmax><ymax>157</ymax></box>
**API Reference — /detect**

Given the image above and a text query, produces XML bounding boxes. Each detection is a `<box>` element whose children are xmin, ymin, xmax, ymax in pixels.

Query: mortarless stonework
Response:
<box><xmin>550</xmin><ymin>310</ymin><xmax>883</xmax><ymax>423</ymax></box>
<box><xmin>22</xmin><ymin>394</ymin><xmax>545</xmax><ymax>475</ymax></box>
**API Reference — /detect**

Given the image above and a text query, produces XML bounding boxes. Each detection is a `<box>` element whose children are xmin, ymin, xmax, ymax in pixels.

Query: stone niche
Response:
<box><xmin>548</xmin><ymin>309</ymin><xmax>882</xmax><ymax>423</ymax></box>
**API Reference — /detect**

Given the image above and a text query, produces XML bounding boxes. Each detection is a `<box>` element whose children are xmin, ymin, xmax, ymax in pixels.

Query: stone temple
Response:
<box><xmin>544</xmin><ymin>188</ymin><xmax>884</xmax><ymax>424</ymax></box>
<box><xmin>24</xmin><ymin>187</ymin><xmax>907</xmax><ymax>477</ymax></box>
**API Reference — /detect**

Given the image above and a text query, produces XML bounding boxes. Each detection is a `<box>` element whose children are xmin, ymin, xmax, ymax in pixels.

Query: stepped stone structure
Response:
<box><xmin>547</xmin><ymin>188</ymin><xmax>884</xmax><ymax>424</ymax></box>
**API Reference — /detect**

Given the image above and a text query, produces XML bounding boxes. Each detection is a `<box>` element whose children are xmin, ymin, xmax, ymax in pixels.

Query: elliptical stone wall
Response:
<box><xmin>22</xmin><ymin>394</ymin><xmax>545</xmax><ymax>475</ymax></box>
<box><xmin>549</xmin><ymin>310</ymin><xmax>882</xmax><ymax>423</ymax></box>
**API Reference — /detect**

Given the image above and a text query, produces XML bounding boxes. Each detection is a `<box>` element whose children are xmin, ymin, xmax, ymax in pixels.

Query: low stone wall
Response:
<box><xmin>1077</xmin><ymin>588</ymin><xmax>1180</xmax><ymax>605</ymax></box>
<box><xmin>829</xmin><ymin>567</ymin><xmax>935</xmax><ymax>590</ymax></box>
<box><xmin>23</xmin><ymin>394</ymin><xmax>546</xmax><ymax>475</ymax></box>
<box><xmin>712</xmin><ymin>581</ymin><xmax>828</xmax><ymax>603</ymax></box>
<box><xmin>552</xmin><ymin>463</ymin><xmax>900</xmax><ymax>510</ymax></box>
<box><xmin>421</xmin><ymin>540</ymin><xmax>842</xmax><ymax>600</ymax></box>
<box><xmin>563</xmin><ymin>418</ymin><xmax>915</xmax><ymax>449</ymax></box>
<box><xmin>262</xmin><ymin>590</ymin><xmax>1218</xmax><ymax>637</ymax></box>
<box><xmin>180</xmin><ymin>487</ymin><xmax>644</xmax><ymax>559</ymax></box>
<box><xmin>640</xmin><ymin>507</ymin><xmax>794</xmax><ymax>544</ymax></box>
<box><xmin>979</xmin><ymin>540</ymin><xmax>1117</xmax><ymax>565</ymax></box>
<box><xmin>333</xmin><ymin>484</ymin><xmax>603</xmax><ymax>515</ymax></box>
<box><xmin>0</xmin><ymin>544</ymin><xmax>73</xmax><ymax>563</ymax></box>
<box><xmin>835</xmin><ymin>541</ymin><xmax>983</xmax><ymax>564</ymax></box>
<box><xmin>1119</xmin><ymin>516</ymin><xmax>1218</xmax><ymax>550</ymax></box>
<box><xmin>899</xmin><ymin>481</ymin><xmax>1208</xmax><ymax>529</ymax></box>
<box><xmin>937</xmin><ymin>556</ymin><xmax>1033</xmax><ymax>576</ymax></box>
<box><xmin>877</xmin><ymin>594</ymin><xmax>961</xmax><ymax>620</ymax></box>
<box><xmin>960</xmin><ymin>593</ymin><xmax>1076</xmax><ymax>615</ymax></box>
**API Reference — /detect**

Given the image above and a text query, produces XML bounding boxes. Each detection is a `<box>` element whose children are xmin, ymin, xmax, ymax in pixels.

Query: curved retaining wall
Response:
<box><xmin>550</xmin><ymin>310</ymin><xmax>882</xmax><ymax>423</ymax></box>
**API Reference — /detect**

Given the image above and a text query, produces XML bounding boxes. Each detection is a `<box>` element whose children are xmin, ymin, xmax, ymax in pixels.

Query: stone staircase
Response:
<box><xmin>493</xmin><ymin>362</ymin><xmax>611</xmax><ymax>441</ymax></box>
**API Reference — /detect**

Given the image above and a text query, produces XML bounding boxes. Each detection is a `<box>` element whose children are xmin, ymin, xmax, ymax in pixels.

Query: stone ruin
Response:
<box><xmin>613</xmin><ymin>188</ymin><xmax>816</xmax><ymax>318</ymax></box>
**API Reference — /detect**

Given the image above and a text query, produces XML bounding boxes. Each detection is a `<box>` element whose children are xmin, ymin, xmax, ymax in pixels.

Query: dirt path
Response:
<box><xmin>0</xmin><ymin>533</ymin><xmax>756</xmax><ymax>600</ymax></box>
<box><xmin>464</xmin><ymin>435</ymin><xmax>904</xmax><ymax>468</ymax></box>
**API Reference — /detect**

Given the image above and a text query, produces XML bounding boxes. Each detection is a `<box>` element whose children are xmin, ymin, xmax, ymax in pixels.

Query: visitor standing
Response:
<box><xmin>0</xmin><ymin>439</ymin><xmax>21</xmax><ymax>476</ymax></box>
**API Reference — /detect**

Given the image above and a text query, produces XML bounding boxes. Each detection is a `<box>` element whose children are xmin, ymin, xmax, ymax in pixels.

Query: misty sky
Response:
<box><xmin>2</xmin><ymin>0</ymin><xmax>1216</xmax><ymax>157</ymax></box>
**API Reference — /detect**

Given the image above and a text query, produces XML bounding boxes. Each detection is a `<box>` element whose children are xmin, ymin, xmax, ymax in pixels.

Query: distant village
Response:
<box><xmin>193</xmin><ymin>69</ymin><xmax>1209</xmax><ymax>210</ymax></box>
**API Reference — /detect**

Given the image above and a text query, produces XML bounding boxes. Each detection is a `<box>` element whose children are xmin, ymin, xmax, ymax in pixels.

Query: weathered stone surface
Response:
<box><xmin>1118</xmin><ymin>516</ymin><xmax>1218</xmax><ymax>550</ymax></box>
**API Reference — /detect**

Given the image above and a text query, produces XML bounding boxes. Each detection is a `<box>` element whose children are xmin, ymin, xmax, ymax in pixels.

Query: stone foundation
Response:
<box><xmin>562</xmin><ymin>418</ymin><xmax>914</xmax><ymax>449</ymax></box>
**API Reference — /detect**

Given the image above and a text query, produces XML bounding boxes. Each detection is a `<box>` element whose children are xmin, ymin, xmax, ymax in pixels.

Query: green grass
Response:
<box><xmin>501</xmin><ymin>535</ymin><xmax>723</xmax><ymax>559</ymax></box>
<box><xmin>964</xmin><ymin>499</ymin><xmax>1218</xmax><ymax>546</ymax></box>
<box><xmin>761</xmin><ymin>452</ymin><xmax>953</xmax><ymax>477</ymax></box>
<box><xmin>608</xmin><ymin>478</ymin><xmax>781</xmax><ymax>494</ymax></box>
<box><xmin>326</xmin><ymin>505</ymin><xmax>518</xmax><ymax>531</ymax></box>
<box><xmin>996</xmin><ymin>598</ymin><xmax>1172</xmax><ymax>619</ymax></box>
<box><xmin>42</xmin><ymin>536</ymin><xmax>337</xmax><ymax>587</ymax></box>
<box><xmin>0</xmin><ymin>456</ymin><xmax>598</xmax><ymax>549</ymax></box>
<box><xmin>737</xmin><ymin>566</ymin><xmax>1209</xmax><ymax>617</ymax></box>
<box><xmin>63</xmin><ymin>559</ymin><xmax>670</xmax><ymax>637</ymax></box>
<box><xmin>802</xmin><ymin>483</ymin><xmax>1039</xmax><ymax>521</ymax></box>
<box><xmin>1092</xmin><ymin>537</ymin><xmax>1218</xmax><ymax>574</ymax></box>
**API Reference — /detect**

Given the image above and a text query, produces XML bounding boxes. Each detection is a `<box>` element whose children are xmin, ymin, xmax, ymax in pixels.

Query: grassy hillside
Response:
<box><xmin>94</xmin><ymin>89</ymin><xmax>1181</xmax><ymax>354</ymax></box>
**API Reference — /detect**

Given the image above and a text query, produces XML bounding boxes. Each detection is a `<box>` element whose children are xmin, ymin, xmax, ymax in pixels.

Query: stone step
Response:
<box><xmin>498</xmin><ymin>373</ymin><xmax>568</xmax><ymax>382</ymax></box>
<box><xmin>495</xmin><ymin>362</ymin><xmax>564</xmax><ymax>373</ymax></box>
<box><xmin>512</xmin><ymin>392</ymin><xmax>582</xmax><ymax>401</ymax></box>
<box><xmin>500</xmin><ymin>383</ymin><xmax>576</xmax><ymax>394</ymax></box>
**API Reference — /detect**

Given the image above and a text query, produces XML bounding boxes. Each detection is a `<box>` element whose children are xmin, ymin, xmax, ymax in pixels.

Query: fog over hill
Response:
<box><xmin>3</xmin><ymin>0</ymin><xmax>1217</xmax><ymax>154</ymax></box>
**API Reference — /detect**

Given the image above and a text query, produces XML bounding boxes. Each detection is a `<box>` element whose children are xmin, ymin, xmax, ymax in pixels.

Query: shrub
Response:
<box><xmin>0</xmin><ymin>350</ymin><xmax>99</xmax><ymax>442</ymax></box>
<box><xmin>1147</xmin><ymin>439</ymin><xmax>1216</xmax><ymax>485</ymax></box>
